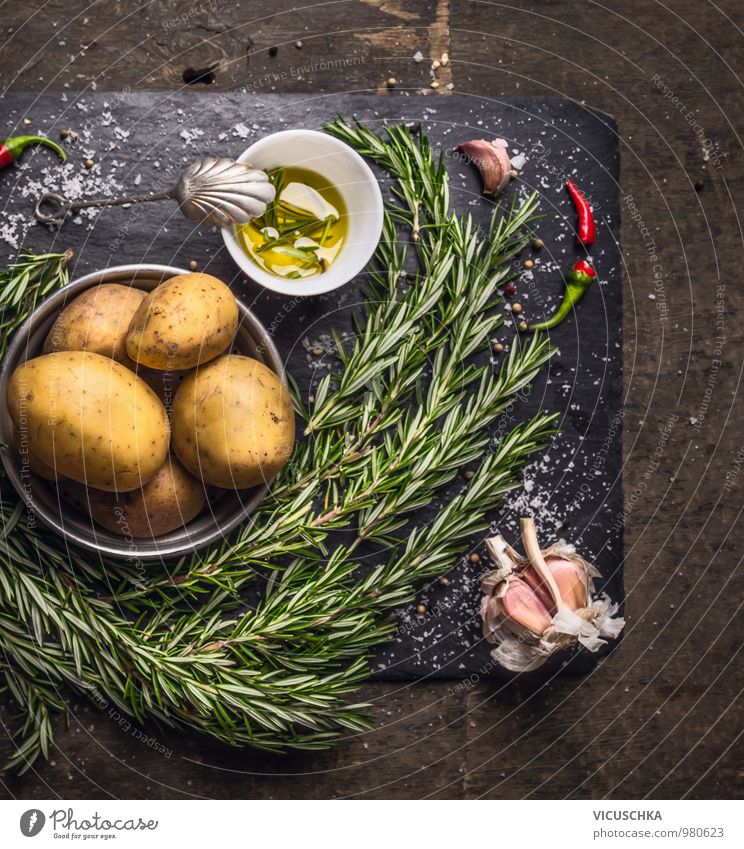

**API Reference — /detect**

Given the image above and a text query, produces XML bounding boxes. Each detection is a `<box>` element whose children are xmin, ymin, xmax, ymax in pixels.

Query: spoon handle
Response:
<box><xmin>34</xmin><ymin>189</ymin><xmax>175</xmax><ymax>223</ymax></box>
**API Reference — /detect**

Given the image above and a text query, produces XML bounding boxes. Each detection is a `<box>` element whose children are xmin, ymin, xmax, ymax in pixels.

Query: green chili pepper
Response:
<box><xmin>522</xmin><ymin>259</ymin><xmax>597</xmax><ymax>332</ymax></box>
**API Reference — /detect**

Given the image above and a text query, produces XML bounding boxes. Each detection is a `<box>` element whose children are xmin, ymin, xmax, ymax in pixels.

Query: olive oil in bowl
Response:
<box><xmin>237</xmin><ymin>167</ymin><xmax>347</xmax><ymax>280</ymax></box>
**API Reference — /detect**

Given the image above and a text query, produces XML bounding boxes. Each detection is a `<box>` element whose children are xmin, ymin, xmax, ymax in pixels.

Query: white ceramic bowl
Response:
<box><xmin>222</xmin><ymin>129</ymin><xmax>384</xmax><ymax>297</ymax></box>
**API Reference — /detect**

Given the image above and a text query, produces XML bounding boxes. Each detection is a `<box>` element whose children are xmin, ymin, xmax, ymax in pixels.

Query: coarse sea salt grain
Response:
<box><xmin>179</xmin><ymin>127</ymin><xmax>205</xmax><ymax>145</ymax></box>
<box><xmin>232</xmin><ymin>123</ymin><xmax>251</xmax><ymax>139</ymax></box>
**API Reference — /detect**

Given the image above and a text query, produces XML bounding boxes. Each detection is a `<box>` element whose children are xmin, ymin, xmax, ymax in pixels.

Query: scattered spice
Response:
<box><xmin>268</xmin><ymin>46</ymin><xmax>278</xmax><ymax>57</ymax></box>
<box><xmin>416</xmin><ymin>603</ymin><xmax>427</xmax><ymax>615</ymax></box>
<box><xmin>469</xmin><ymin>553</ymin><xmax>480</xmax><ymax>563</ymax></box>
<box><xmin>512</xmin><ymin>302</ymin><xmax>522</xmax><ymax>314</ymax></box>
<box><xmin>84</xmin><ymin>158</ymin><xmax>95</xmax><ymax>169</ymax></box>
<box><xmin>492</xmin><ymin>342</ymin><xmax>504</xmax><ymax>353</ymax></box>
<box><xmin>523</xmin><ymin>259</ymin><xmax>534</xmax><ymax>269</ymax></box>
<box><xmin>565</xmin><ymin>179</ymin><xmax>596</xmax><ymax>245</ymax></box>
<box><xmin>694</xmin><ymin>178</ymin><xmax>704</xmax><ymax>191</ymax></box>
<box><xmin>504</xmin><ymin>283</ymin><xmax>517</xmax><ymax>296</ymax></box>
<box><xmin>509</xmin><ymin>168</ymin><xmax>519</xmax><ymax>179</ymax></box>
<box><xmin>464</xmin><ymin>470</ymin><xmax>474</xmax><ymax>479</ymax></box>
<box><xmin>440</xmin><ymin>52</ymin><xmax>449</xmax><ymax>66</ymax></box>
<box><xmin>430</xmin><ymin>80</ymin><xmax>439</xmax><ymax>89</ymax></box>
<box><xmin>0</xmin><ymin>135</ymin><xmax>67</xmax><ymax>170</ymax></box>
<box><xmin>23</xmin><ymin>117</ymin><xmax>32</xmax><ymax>126</ymax></box>
<box><xmin>189</xmin><ymin>260</ymin><xmax>198</xmax><ymax>271</ymax></box>
<box><xmin>387</xmin><ymin>77</ymin><xmax>397</xmax><ymax>88</ymax></box>
<box><xmin>522</xmin><ymin>259</ymin><xmax>596</xmax><ymax>332</ymax></box>
<box><xmin>439</xmin><ymin>577</ymin><xmax>450</xmax><ymax>586</ymax></box>
<box><xmin>295</xmin><ymin>40</ymin><xmax>304</xmax><ymax>49</ymax></box>
<box><xmin>456</xmin><ymin>137</ymin><xmax>511</xmax><ymax>196</ymax></box>
<box><xmin>480</xmin><ymin>518</ymin><xmax>624</xmax><ymax>672</ymax></box>
<box><xmin>532</xmin><ymin>238</ymin><xmax>544</xmax><ymax>250</ymax></box>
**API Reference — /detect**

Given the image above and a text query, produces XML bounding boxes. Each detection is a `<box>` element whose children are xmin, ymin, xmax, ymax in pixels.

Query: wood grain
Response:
<box><xmin>1</xmin><ymin>0</ymin><xmax>743</xmax><ymax>800</ymax></box>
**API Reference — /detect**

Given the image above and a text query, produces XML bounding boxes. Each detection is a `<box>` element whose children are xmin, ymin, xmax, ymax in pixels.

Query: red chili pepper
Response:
<box><xmin>565</xmin><ymin>180</ymin><xmax>596</xmax><ymax>245</ymax></box>
<box><xmin>0</xmin><ymin>135</ymin><xmax>67</xmax><ymax>170</ymax></box>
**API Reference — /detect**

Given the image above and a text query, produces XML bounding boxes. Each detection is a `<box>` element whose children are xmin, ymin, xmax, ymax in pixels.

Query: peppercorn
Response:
<box><xmin>295</xmin><ymin>40</ymin><xmax>303</xmax><ymax>49</ymax></box>
<box><xmin>464</xmin><ymin>470</ymin><xmax>474</xmax><ymax>479</ymax></box>
<box><xmin>519</xmin><ymin>320</ymin><xmax>528</xmax><ymax>331</ymax></box>
<box><xmin>694</xmin><ymin>178</ymin><xmax>704</xmax><ymax>191</ymax></box>
<box><xmin>268</xmin><ymin>46</ymin><xmax>278</xmax><ymax>57</ymax></box>
<box><xmin>189</xmin><ymin>260</ymin><xmax>198</xmax><ymax>270</ymax></box>
<box><xmin>60</xmin><ymin>128</ymin><xmax>70</xmax><ymax>140</ymax></box>
<box><xmin>439</xmin><ymin>577</ymin><xmax>450</xmax><ymax>586</ymax></box>
<box><xmin>416</xmin><ymin>603</ymin><xmax>427</xmax><ymax>615</ymax></box>
<box><xmin>469</xmin><ymin>553</ymin><xmax>480</xmax><ymax>563</ymax></box>
<box><xmin>512</xmin><ymin>303</ymin><xmax>523</xmax><ymax>314</ymax></box>
<box><xmin>387</xmin><ymin>77</ymin><xmax>397</xmax><ymax>88</ymax></box>
<box><xmin>84</xmin><ymin>158</ymin><xmax>94</xmax><ymax>169</ymax></box>
<box><xmin>510</xmin><ymin>169</ymin><xmax>518</xmax><ymax>179</ymax></box>
<box><xmin>492</xmin><ymin>342</ymin><xmax>504</xmax><ymax>353</ymax></box>
<box><xmin>504</xmin><ymin>283</ymin><xmax>517</xmax><ymax>296</ymax></box>
<box><xmin>532</xmin><ymin>238</ymin><xmax>544</xmax><ymax>250</ymax></box>
<box><xmin>524</xmin><ymin>259</ymin><xmax>534</xmax><ymax>270</ymax></box>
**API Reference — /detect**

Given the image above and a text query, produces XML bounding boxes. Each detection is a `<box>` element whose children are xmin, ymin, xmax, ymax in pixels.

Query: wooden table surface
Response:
<box><xmin>1</xmin><ymin>0</ymin><xmax>743</xmax><ymax>800</ymax></box>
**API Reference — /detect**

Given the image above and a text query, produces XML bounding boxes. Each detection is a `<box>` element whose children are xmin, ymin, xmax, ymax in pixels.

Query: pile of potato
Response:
<box><xmin>5</xmin><ymin>273</ymin><xmax>295</xmax><ymax>539</ymax></box>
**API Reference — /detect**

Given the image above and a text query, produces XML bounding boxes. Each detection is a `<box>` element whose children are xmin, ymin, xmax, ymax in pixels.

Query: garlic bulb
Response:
<box><xmin>480</xmin><ymin>517</ymin><xmax>624</xmax><ymax>672</ymax></box>
<box><xmin>455</xmin><ymin>138</ymin><xmax>512</xmax><ymax>195</ymax></box>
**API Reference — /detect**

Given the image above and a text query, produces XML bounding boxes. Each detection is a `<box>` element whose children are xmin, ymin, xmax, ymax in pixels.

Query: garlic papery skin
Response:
<box><xmin>480</xmin><ymin>520</ymin><xmax>625</xmax><ymax>673</ymax></box>
<box><xmin>455</xmin><ymin>138</ymin><xmax>511</xmax><ymax>195</ymax></box>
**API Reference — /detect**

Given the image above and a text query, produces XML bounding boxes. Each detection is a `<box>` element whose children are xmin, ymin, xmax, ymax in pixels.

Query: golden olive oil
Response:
<box><xmin>238</xmin><ymin>167</ymin><xmax>347</xmax><ymax>279</ymax></box>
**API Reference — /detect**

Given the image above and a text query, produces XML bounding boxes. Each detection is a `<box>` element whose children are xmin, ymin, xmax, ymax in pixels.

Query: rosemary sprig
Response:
<box><xmin>0</xmin><ymin>250</ymin><xmax>72</xmax><ymax>359</ymax></box>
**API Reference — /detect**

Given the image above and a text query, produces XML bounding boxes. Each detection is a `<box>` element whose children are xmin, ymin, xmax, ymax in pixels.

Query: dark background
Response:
<box><xmin>1</xmin><ymin>0</ymin><xmax>742</xmax><ymax>799</ymax></box>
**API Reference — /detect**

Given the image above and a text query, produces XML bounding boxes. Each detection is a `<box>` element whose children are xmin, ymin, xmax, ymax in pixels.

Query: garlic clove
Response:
<box><xmin>522</xmin><ymin>556</ymin><xmax>589</xmax><ymax>612</ymax></box>
<box><xmin>456</xmin><ymin>138</ymin><xmax>511</xmax><ymax>195</ymax></box>
<box><xmin>520</xmin><ymin>566</ymin><xmax>556</xmax><ymax>613</ymax></box>
<box><xmin>546</xmin><ymin>557</ymin><xmax>589</xmax><ymax>610</ymax></box>
<box><xmin>500</xmin><ymin>575</ymin><xmax>553</xmax><ymax>640</ymax></box>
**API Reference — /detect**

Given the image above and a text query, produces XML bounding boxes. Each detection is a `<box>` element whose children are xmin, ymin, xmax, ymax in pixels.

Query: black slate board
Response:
<box><xmin>0</xmin><ymin>92</ymin><xmax>623</xmax><ymax>681</ymax></box>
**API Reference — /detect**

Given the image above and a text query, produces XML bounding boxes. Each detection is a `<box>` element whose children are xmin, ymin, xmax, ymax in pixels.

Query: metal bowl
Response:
<box><xmin>0</xmin><ymin>263</ymin><xmax>285</xmax><ymax>561</ymax></box>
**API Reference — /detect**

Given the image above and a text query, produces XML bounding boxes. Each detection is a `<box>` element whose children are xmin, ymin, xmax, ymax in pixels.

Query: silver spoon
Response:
<box><xmin>34</xmin><ymin>157</ymin><xmax>275</xmax><ymax>228</ymax></box>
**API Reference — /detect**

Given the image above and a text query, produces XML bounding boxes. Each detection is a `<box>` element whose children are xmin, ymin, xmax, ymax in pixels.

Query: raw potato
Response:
<box><xmin>6</xmin><ymin>351</ymin><xmax>170</xmax><ymax>492</ymax></box>
<box><xmin>172</xmin><ymin>354</ymin><xmax>295</xmax><ymax>489</ymax></box>
<box><xmin>87</xmin><ymin>455</ymin><xmax>206</xmax><ymax>537</ymax></box>
<box><xmin>12</xmin><ymin>428</ymin><xmax>61</xmax><ymax>481</ymax></box>
<box><xmin>126</xmin><ymin>273</ymin><xmax>238</xmax><ymax>370</ymax></box>
<box><xmin>43</xmin><ymin>283</ymin><xmax>146</xmax><ymax>368</ymax></box>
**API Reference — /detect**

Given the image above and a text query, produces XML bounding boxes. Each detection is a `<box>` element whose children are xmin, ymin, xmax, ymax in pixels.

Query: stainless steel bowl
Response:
<box><xmin>0</xmin><ymin>263</ymin><xmax>285</xmax><ymax>561</ymax></box>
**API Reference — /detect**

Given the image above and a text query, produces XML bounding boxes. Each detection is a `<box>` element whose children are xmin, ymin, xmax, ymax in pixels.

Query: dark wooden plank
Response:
<box><xmin>2</xmin><ymin>0</ymin><xmax>744</xmax><ymax>800</ymax></box>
